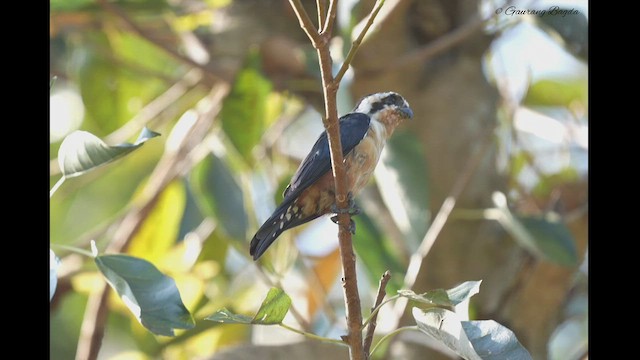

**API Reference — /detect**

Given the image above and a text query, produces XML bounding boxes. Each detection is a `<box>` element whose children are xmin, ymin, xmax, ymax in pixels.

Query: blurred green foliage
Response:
<box><xmin>50</xmin><ymin>0</ymin><xmax>587</xmax><ymax>358</ymax></box>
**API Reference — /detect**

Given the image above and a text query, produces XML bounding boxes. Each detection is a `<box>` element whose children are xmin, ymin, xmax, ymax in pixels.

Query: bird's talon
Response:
<box><xmin>330</xmin><ymin>192</ymin><xmax>360</xmax><ymax>216</ymax></box>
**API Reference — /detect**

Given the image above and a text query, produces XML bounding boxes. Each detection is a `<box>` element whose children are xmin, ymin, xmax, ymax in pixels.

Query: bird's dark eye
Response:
<box><xmin>383</xmin><ymin>94</ymin><xmax>402</xmax><ymax>107</ymax></box>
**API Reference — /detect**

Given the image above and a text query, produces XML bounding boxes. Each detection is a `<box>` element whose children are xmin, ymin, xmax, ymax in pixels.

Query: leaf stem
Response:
<box><xmin>50</xmin><ymin>176</ymin><xmax>66</xmax><ymax>198</ymax></box>
<box><xmin>279</xmin><ymin>322</ymin><xmax>347</xmax><ymax>345</ymax></box>
<box><xmin>50</xmin><ymin>243</ymin><xmax>95</xmax><ymax>258</ymax></box>
<box><xmin>362</xmin><ymin>294</ymin><xmax>399</xmax><ymax>327</ymax></box>
<box><xmin>369</xmin><ymin>326</ymin><xmax>419</xmax><ymax>357</ymax></box>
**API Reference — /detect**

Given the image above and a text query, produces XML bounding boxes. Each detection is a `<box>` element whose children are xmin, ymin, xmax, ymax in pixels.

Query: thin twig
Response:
<box><xmin>321</xmin><ymin>0</ymin><xmax>339</xmax><ymax>35</ymax></box>
<box><xmin>288</xmin><ymin>0</ymin><xmax>322</xmax><ymax>46</ymax></box>
<box><xmin>363</xmin><ymin>270</ymin><xmax>391</xmax><ymax>357</ymax></box>
<box><xmin>385</xmin><ymin>127</ymin><xmax>495</xmax><ymax>332</ymax></box>
<box><xmin>316</xmin><ymin>0</ymin><xmax>327</xmax><ymax>32</ymax></box>
<box><xmin>359</xmin><ymin>13</ymin><xmax>491</xmax><ymax>76</ymax></box>
<box><xmin>334</xmin><ymin>0</ymin><xmax>386</xmax><ymax>84</ymax></box>
<box><xmin>75</xmin><ymin>286</ymin><xmax>110</xmax><ymax>360</ymax></box>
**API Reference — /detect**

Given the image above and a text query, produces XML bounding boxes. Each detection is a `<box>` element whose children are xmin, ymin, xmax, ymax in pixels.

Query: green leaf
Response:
<box><xmin>94</xmin><ymin>254</ymin><xmax>194</xmax><ymax>336</ymax></box>
<box><xmin>205</xmin><ymin>288</ymin><xmax>291</xmax><ymax>326</ymax></box>
<box><xmin>252</xmin><ymin>288</ymin><xmax>292</xmax><ymax>324</ymax></box>
<box><xmin>58</xmin><ymin>127</ymin><xmax>160</xmax><ymax>178</ymax></box>
<box><xmin>491</xmin><ymin>193</ymin><xmax>577</xmax><ymax>266</ymax></box>
<box><xmin>375</xmin><ymin>130</ymin><xmax>430</xmax><ymax>247</ymax></box>
<box><xmin>190</xmin><ymin>153</ymin><xmax>248</xmax><ymax>240</ymax></box>
<box><xmin>219</xmin><ymin>50</ymin><xmax>272</xmax><ymax>163</ymax></box>
<box><xmin>517</xmin><ymin>215</ymin><xmax>578</xmax><ymax>266</ymax></box>
<box><xmin>205</xmin><ymin>308</ymin><xmax>254</xmax><ymax>324</ymax></box>
<box><xmin>523</xmin><ymin>79</ymin><xmax>587</xmax><ymax>108</ymax></box>
<box><xmin>413</xmin><ymin>308</ymin><xmax>531</xmax><ymax>360</ymax></box>
<box><xmin>353</xmin><ymin>211</ymin><xmax>405</xmax><ymax>292</ymax></box>
<box><xmin>398</xmin><ymin>281</ymin><xmax>482</xmax><ymax>309</ymax></box>
<box><xmin>128</xmin><ymin>180</ymin><xmax>186</xmax><ymax>262</ymax></box>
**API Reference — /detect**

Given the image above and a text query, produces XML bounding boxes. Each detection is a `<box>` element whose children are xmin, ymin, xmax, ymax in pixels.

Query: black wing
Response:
<box><xmin>250</xmin><ymin>112</ymin><xmax>371</xmax><ymax>260</ymax></box>
<box><xmin>283</xmin><ymin>112</ymin><xmax>371</xmax><ymax>200</ymax></box>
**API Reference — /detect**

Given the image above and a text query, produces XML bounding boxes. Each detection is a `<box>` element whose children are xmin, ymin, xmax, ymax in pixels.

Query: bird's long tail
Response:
<box><xmin>249</xmin><ymin>200</ymin><xmax>319</xmax><ymax>260</ymax></box>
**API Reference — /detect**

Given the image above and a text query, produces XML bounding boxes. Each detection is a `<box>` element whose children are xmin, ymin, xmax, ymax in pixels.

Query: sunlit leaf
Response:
<box><xmin>95</xmin><ymin>254</ymin><xmax>195</xmax><ymax>336</ymax></box>
<box><xmin>353</xmin><ymin>210</ymin><xmax>405</xmax><ymax>292</ymax></box>
<box><xmin>58</xmin><ymin>127</ymin><xmax>160</xmax><ymax>178</ymax></box>
<box><xmin>205</xmin><ymin>288</ymin><xmax>291</xmax><ymax>325</ymax></box>
<box><xmin>128</xmin><ymin>180</ymin><xmax>186</xmax><ymax>262</ymax></box>
<box><xmin>253</xmin><ymin>287</ymin><xmax>292</xmax><ymax>324</ymax></box>
<box><xmin>398</xmin><ymin>281</ymin><xmax>481</xmax><ymax>309</ymax></box>
<box><xmin>50</xmin><ymin>249</ymin><xmax>60</xmax><ymax>301</ymax></box>
<box><xmin>191</xmin><ymin>153</ymin><xmax>248</xmax><ymax>240</ymax></box>
<box><xmin>413</xmin><ymin>308</ymin><xmax>531</xmax><ymax>360</ymax></box>
<box><xmin>375</xmin><ymin>130</ymin><xmax>430</xmax><ymax>247</ymax></box>
<box><xmin>523</xmin><ymin>79</ymin><xmax>587</xmax><ymax>108</ymax></box>
<box><xmin>219</xmin><ymin>50</ymin><xmax>273</xmax><ymax>163</ymax></box>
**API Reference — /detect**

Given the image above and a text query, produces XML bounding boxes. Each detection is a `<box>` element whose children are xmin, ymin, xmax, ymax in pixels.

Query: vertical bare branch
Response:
<box><xmin>286</xmin><ymin>0</ymin><xmax>391</xmax><ymax>358</ymax></box>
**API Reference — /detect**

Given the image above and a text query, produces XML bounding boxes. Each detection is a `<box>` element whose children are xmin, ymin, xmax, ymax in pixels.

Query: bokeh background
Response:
<box><xmin>50</xmin><ymin>0</ymin><xmax>588</xmax><ymax>359</ymax></box>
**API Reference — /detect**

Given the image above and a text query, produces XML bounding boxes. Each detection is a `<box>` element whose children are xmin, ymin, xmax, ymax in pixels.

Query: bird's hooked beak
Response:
<box><xmin>400</xmin><ymin>105</ymin><xmax>414</xmax><ymax>120</ymax></box>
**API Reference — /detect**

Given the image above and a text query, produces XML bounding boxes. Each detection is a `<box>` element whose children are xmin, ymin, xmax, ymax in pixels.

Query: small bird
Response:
<box><xmin>250</xmin><ymin>92</ymin><xmax>413</xmax><ymax>260</ymax></box>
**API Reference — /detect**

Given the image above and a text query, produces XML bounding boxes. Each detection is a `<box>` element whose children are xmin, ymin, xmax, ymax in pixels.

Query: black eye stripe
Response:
<box><xmin>368</xmin><ymin>94</ymin><xmax>404</xmax><ymax>113</ymax></box>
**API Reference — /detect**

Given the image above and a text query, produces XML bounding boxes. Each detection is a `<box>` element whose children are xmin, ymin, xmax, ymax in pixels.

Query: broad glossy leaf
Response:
<box><xmin>95</xmin><ymin>254</ymin><xmax>194</xmax><ymax>336</ymax></box>
<box><xmin>462</xmin><ymin>320</ymin><xmax>532</xmax><ymax>360</ymax></box>
<box><xmin>58</xmin><ymin>127</ymin><xmax>160</xmax><ymax>178</ymax></box>
<box><xmin>205</xmin><ymin>287</ymin><xmax>291</xmax><ymax>325</ymax></box>
<box><xmin>191</xmin><ymin>153</ymin><xmax>248</xmax><ymax>240</ymax></box>
<box><xmin>517</xmin><ymin>215</ymin><xmax>578</xmax><ymax>266</ymax></box>
<box><xmin>375</xmin><ymin>130</ymin><xmax>430</xmax><ymax>248</ymax></box>
<box><xmin>492</xmin><ymin>193</ymin><xmax>577</xmax><ymax>266</ymax></box>
<box><xmin>398</xmin><ymin>281</ymin><xmax>481</xmax><ymax>309</ymax></box>
<box><xmin>219</xmin><ymin>50</ymin><xmax>272</xmax><ymax>163</ymax></box>
<box><xmin>413</xmin><ymin>308</ymin><xmax>531</xmax><ymax>360</ymax></box>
